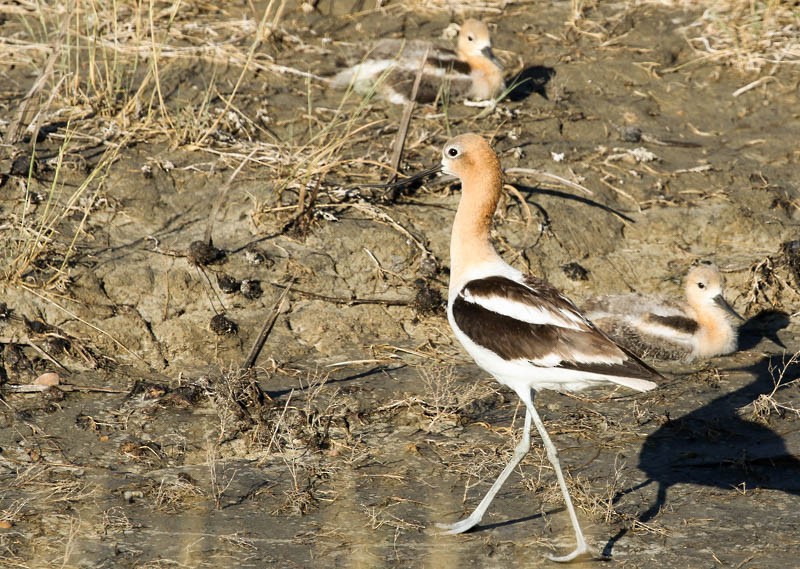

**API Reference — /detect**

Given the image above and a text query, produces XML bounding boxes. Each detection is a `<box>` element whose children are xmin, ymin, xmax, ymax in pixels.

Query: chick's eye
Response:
<box><xmin>447</xmin><ymin>147</ymin><xmax>459</xmax><ymax>157</ymax></box>
<box><xmin>467</xmin><ymin>34</ymin><xmax>474</xmax><ymax>41</ymax></box>
<box><xmin>697</xmin><ymin>282</ymin><xmax>706</xmax><ymax>289</ymax></box>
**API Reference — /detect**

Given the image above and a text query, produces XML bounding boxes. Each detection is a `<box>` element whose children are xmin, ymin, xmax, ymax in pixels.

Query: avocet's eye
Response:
<box><xmin>447</xmin><ymin>147</ymin><xmax>459</xmax><ymax>157</ymax></box>
<box><xmin>697</xmin><ymin>282</ymin><xmax>706</xmax><ymax>289</ymax></box>
<box><xmin>467</xmin><ymin>34</ymin><xmax>475</xmax><ymax>42</ymax></box>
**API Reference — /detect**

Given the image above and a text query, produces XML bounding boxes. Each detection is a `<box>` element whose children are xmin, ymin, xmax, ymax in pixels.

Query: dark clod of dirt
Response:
<box><xmin>0</xmin><ymin>302</ymin><xmax>12</xmax><ymax>320</ymax></box>
<box><xmin>2</xmin><ymin>343</ymin><xmax>32</xmax><ymax>378</ymax></box>
<box><xmin>46</xmin><ymin>336</ymin><xmax>71</xmax><ymax>355</ymax></box>
<box><xmin>25</xmin><ymin>318</ymin><xmax>51</xmax><ymax>334</ymax></box>
<box><xmin>417</xmin><ymin>255</ymin><xmax>440</xmax><ymax>279</ymax></box>
<box><xmin>128</xmin><ymin>381</ymin><xmax>169</xmax><ymax>399</ymax></box>
<box><xmin>188</xmin><ymin>240</ymin><xmax>226</xmax><ymax>266</ymax></box>
<box><xmin>75</xmin><ymin>413</ymin><xmax>99</xmax><ymax>431</ymax></box>
<box><xmin>160</xmin><ymin>386</ymin><xmax>203</xmax><ymax>408</ymax></box>
<box><xmin>781</xmin><ymin>240</ymin><xmax>800</xmax><ymax>287</ymax></box>
<box><xmin>10</xmin><ymin>152</ymin><xmax>39</xmax><ymax>177</ymax></box>
<box><xmin>412</xmin><ymin>278</ymin><xmax>445</xmax><ymax>316</ymax></box>
<box><xmin>217</xmin><ymin>273</ymin><xmax>241</xmax><ymax>293</ymax></box>
<box><xmin>210</xmin><ymin>313</ymin><xmax>238</xmax><ymax>335</ymax></box>
<box><xmin>42</xmin><ymin>386</ymin><xmax>66</xmax><ymax>404</ymax></box>
<box><xmin>240</xmin><ymin>279</ymin><xmax>263</xmax><ymax>300</ymax></box>
<box><xmin>562</xmin><ymin>262</ymin><xmax>590</xmax><ymax>281</ymax></box>
<box><xmin>620</xmin><ymin>126</ymin><xmax>643</xmax><ymax>143</ymax></box>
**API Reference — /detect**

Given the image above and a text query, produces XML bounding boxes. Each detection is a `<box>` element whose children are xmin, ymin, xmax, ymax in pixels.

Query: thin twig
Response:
<box><xmin>4</xmin><ymin>384</ymin><xmax>128</xmax><ymax>393</ymax></box>
<box><xmin>388</xmin><ymin>48</ymin><xmax>427</xmax><ymax>202</ymax></box>
<box><xmin>242</xmin><ymin>280</ymin><xmax>294</xmax><ymax>371</ymax></box>
<box><xmin>732</xmin><ymin>76</ymin><xmax>777</xmax><ymax>97</ymax></box>
<box><xmin>21</xmin><ymin>286</ymin><xmax>141</xmax><ymax>361</ymax></box>
<box><xmin>504</xmin><ymin>167</ymin><xmax>593</xmax><ymax>196</ymax></box>
<box><xmin>269</xmin><ymin>281</ymin><xmax>410</xmax><ymax>307</ymax></box>
<box><xmin>503</xmin><ymin>183</ymin><xmax>533</xmax><ymax>227</ymax></box>
<box><xmin>349</xmin><ymin>202</ymin><xmax>433</xmax><ymax>258</ymax></box>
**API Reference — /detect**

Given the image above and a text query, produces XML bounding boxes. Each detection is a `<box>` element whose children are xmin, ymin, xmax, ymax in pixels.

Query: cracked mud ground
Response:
<box><xmin>0</xmin><ymin>1</ymin><xmax>799</xmax><ymax>567</ymax></box>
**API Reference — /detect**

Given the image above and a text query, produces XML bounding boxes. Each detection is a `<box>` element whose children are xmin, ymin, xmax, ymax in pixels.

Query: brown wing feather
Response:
<box><xmin>453</xmin><ymin>276</ymin><xmax>662</xmax><ymax>381</ymax></box>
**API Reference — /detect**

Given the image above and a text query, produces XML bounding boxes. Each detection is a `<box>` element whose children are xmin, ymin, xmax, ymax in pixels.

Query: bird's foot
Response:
<box><xmin>435</xmin><ymin>515</ymin><xmax>481</xmax><ymax>535</ymax></box>
<box><xmin>463</xmin><ymin>98</ymin><xmax>496</xmax><ymax>108</ymax></box>
<box><xmin>546</xmin><ymin>541</ymin><xmax>598</xmax><ymax>563</ymax></box>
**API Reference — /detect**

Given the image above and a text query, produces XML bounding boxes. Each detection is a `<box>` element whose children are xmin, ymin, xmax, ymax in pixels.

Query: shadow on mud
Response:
<box><xmin>267</xmin><ymin>364</ymin><xmax>408</xmax><ymax>398</ymax></box>
<box><xmin>514</xmin><ymin>183</ymin><xmax>636</xmax><ymax>224</ymax></box>
<box><xmin>506</xmin><ymin>65</ymin><xmax>556</xmax><ymax>101</ymax></box>
<box><xmin>738</xmin><ymin>309</ymin><xmax>790</xmax><ymax>351</ymax></box>
<box><xmin>605</xmin><ymin>344</ymin><xmax>800</xmax><ymax>557</ymax></box>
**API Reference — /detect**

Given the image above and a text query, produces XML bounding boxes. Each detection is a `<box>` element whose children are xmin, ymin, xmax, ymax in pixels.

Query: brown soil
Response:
<box><xmin>1</xmin><ymin>1</ymin><xmax>799</xmax><ymax>567</ymax></box>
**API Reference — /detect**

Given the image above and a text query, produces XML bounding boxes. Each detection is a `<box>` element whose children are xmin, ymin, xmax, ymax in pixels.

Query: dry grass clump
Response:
<box><xmin>1</xmin><ymin>1</ymin><xmax>295</xmax><ymax>144</ymax></box>
<box><xmin>744</xmin><ymin>254</ymin><xmax>800</xmax><ymax>312</ymax></box>
<box><xmin>418</xmin><ymin>365</ymin><xmax>496</xmax><ymax>430</ymax></box>
<box><xmin>570</xmin><ymin>1</ymin><xmax>798</xmax><ymax>73</ymax></box>
<box><xmin>631</xmin><ymin>0</ymin><xmax>799</xmax><ymax>72</ymax></box>
<box><xmin>680</xmin><ymin>0</ymin><xmax>799</xmax><ymax>72</ymax></box>
<box><xmin>746</xmin><ymin>351</ymin><xmax>800</xmax><ymax>424</ymax></box>
<box><xmin>1</xmin><ymin>136</ymin><xmax>123</xmax><ymax>286</ymax></box>
<box><xmin>153</xmin><ymin>473</ymin><xmax>206</xmax><ymax>512</ymax></box>
<box><xmin>97</xmin><ymin>506</ymin><xmax>134</xmax><ymax>535</ymax></box>
<box><xmin>1</xmin><ymin>1</ymin><xmax>399</xmax><ymax>288</ymax></box>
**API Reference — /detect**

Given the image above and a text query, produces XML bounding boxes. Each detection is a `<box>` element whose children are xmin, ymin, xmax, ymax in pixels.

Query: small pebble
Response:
<box><xmin>244</xmin><ymin>247</ymin><xmax>272</xmax><ymax>266</ymax></box>
<box><xmin>418</xmin><ymin>255</ymin><xmax>439</xmax><ymax>279</ymax></box>
<box><xmin>217</xmin><ymin>273</ymin><xmax>241</xmax><ymax>293</ymax></box>
<box><xmin>562</xmin><ymin>262</ymin><xmax>590</xmax><ymax>282</ymax></box>
<box><xmin>33</xmin><ymin>372</ymin><xmax>60</xmax><ymax>387</ymax></box>
<box><xmin>123</xmin><ymin>490</ymin><xmax>144</xmax><ymax>503</ymax></box>
<box><xmin>240</xmin><ymin>279</ymin><xmax>263</xmax><ymax>299</ymax></box>
<box><xmin>621</xmin><ymin>126</ymin><xmax>642</xmax><ymax>142</ymax></box>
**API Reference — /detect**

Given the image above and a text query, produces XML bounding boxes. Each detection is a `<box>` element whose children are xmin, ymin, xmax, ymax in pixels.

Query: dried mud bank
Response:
<box><xmin>0</xmin><ymin>1</ymin><xmax>799</xmax><ymax>567</ymax></box>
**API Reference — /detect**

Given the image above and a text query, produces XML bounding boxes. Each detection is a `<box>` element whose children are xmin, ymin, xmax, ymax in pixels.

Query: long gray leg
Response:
<box><xmin>520</xmin><ymin>389</ymin><xmax>590</xmax><ymax>562</ymax></box>
<box><xmin>437</xmin><ymin>406</ymin><xmax>532</xmax><ymax>534</ymax></box>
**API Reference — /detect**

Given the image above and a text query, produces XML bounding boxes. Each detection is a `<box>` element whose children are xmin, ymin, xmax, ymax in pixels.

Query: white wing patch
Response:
<box><xmin>461</xmin><ymin>289</ymin><xmax>585</xmax><ymax>330</ymax></box>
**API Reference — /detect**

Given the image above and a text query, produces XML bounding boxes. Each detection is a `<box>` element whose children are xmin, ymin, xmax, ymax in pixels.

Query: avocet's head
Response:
<box><xmin>685</xmin><ymin>263</ymin><xmax>742</xmax><ymax>320</ymax></box>
<box><xmin>457</xmin><ymin>19</ymin><xmax>502</xmax><ymax>69</ymax></box>
<box><xmin>441</xmin><ymin>133</ymin><xmax>501</xmax><ymax>184</ymax></box>
<box><xmin>379</xmin><ymin>134</ymin><xmax>501</xmax><ymax>199</ymax></box>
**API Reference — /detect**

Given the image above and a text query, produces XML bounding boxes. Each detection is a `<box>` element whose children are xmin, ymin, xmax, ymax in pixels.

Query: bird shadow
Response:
<box><xmin>514</xmin><ymin>183</ymin><xmax>636</xmax><ymax>224</ymax></box>
<box><xmin>737</xmin><ymin>308</ymin><xmax>790</xmax><ymax>351</ymax></box>
<box><xmin>603</xmin><ymin>353</ymin><xmax>800</xmax><ymax>558</ymax></box>
<box><xmin>505</xmin><ymin>65</ymin><xmax>556</xmax><ymax>102</ymax></box>
<box><xmin>464</xmin><ymin>511</ymin><xmax>548</xmax><ymax>533</ymax></box>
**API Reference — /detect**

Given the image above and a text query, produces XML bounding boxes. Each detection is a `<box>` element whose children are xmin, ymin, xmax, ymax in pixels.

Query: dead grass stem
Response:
<box><xmin>747</xmin><ymin>351</ymin><xmax>800</xmax><ymax>423</ymax></box>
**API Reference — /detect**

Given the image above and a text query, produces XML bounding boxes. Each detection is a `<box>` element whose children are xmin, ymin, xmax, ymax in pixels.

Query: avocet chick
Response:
<box><xmin>583</xmin><ymin>263</ymin><xmax>743</xmax><ymax>362</ymax></box>
<box><xmin>332</xmin><ymin>20</ymin><xmax>505</xmax><ymax>105</ymax></box>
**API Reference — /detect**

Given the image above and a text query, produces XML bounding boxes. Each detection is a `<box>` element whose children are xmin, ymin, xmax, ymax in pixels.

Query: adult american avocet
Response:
<box><xmin>582</xmin><ymin>262</ymin><xmax>743</xmax><ymax>362</ymax></box>
<box><xmin>332</xmin><ymin>20</ymin><xmax>505</xmax><ymax>105</ymax></box>
<box><xmin>418</xmin><ymin>134</ymin><xmax>660</xmax><ymax>562</ymax></box>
